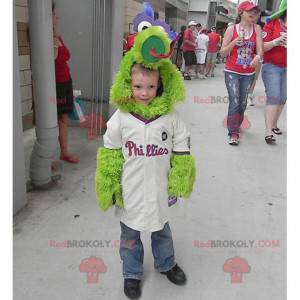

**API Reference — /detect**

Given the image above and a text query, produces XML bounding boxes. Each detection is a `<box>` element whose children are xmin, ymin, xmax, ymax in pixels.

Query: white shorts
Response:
<box><xmin>195</xmin><ymin>49</ymin><xmax>207</xmax><ymax>65</ymax></box>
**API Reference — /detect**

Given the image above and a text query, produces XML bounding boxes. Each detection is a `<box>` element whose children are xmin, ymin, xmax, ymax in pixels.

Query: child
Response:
<box><xmin>95</xmin><ymin>26</ymin><xmax>196</xmax><ymax>299</ymax></box>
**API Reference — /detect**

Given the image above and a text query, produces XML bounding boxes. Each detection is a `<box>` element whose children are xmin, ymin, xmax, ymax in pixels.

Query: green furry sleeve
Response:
<box><xmin>95</xmin><ymin>147</ymin><xmax>125</xmax><ymax>211</ymax></box>
<box><xmin>168</xmin><ymin>154</ymin><xmax>196</xmax><ymax>198</ymax></box>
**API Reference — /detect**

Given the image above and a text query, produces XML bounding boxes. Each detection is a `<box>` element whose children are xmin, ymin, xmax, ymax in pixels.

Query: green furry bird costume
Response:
<box><xmin>95</xmin><ymin>26</ymin><xmax>196</xmax><ymax>232</ymax></box>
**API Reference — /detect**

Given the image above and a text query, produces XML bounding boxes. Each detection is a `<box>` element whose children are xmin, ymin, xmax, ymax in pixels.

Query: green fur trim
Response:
<box><xmin>168</xmin><ymin>154</ymin><xmax>196</xmax><ymax>198</ymax></box>
<box><xmin>95</xmin><ymin>147</ymin><xmax>124</xmax><ymax>211</ymax></box>
<box><xmin>110</xmin><ymin>27</ymin><xmax>185</xmax><ymax>119</ymax></box>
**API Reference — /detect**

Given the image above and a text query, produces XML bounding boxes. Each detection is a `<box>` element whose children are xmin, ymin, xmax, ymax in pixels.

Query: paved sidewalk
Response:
<box><xmin>14</xmin><ymin>64</ymin><xmax>286</xmax><ymax>300</ymax></box>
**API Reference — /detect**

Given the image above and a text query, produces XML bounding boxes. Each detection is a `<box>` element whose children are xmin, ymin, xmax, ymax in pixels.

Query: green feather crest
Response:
<box><xmin>110</xmin><ymin>26</ymin><xmax>185</xmax><ymax>119</ymax></box>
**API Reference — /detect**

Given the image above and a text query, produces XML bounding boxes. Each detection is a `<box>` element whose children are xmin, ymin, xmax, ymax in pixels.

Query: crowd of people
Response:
<box><xmin>220</xmin><ymin>0</ymin><xmax>286</xmax><ymax>145</ymax></box>
<box><xmin>175</xmin><ymin>21</ymin><xmax>222</xmax><ymax>80</ymax></box>
<box><xmin>174</xmin><ymin>0</ymin><xmax>286</xmax><ymax>146</ymax></box>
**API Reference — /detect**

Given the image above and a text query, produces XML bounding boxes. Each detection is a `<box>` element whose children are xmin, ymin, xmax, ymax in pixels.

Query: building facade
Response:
<box><xmin>188</xmin><ymin>0</ymin><xmax>210</xmax><ymax>27</ymax></box>
<box><xmin>15</xmin><ymin>0</ymin><xmax>34</xmax><ymax>131</ymax></box>
<box><xmin>124</xmin><ymin>0</ymin><xmax>189</xmax><ymax>37</ymax></box>
<box><xmin>188</xmin><ymin>0</ymin><xmax>237</xmax><ymax>31</ymax></box>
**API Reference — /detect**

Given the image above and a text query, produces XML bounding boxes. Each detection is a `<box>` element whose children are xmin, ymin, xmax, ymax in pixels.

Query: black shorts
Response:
<box><xmin>183</xmin><ymin>51</ymin><xmax>197</xmax><ymax>66</ymax></box>
<box><xmin>56</xmin><ymin>79</ymin><xmax>74</xmax><ymax>118</ymax></box>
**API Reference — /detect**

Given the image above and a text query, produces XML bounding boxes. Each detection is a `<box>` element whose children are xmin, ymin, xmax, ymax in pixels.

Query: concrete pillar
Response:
<box><xmin>109</xmin><ymin>0</ymin><xmax>126</xmax><ymax>116</ymax></box>
<box><xmin>110</xmin><ymin>0</ymin><xmax>126</xmax><ymax>85</ymax></box>
<box><xmin>28</xmin><ymin>0</ymin><xmax>59</xmax><ymax>187</ymax></box>
<box><xmin>13</xmin><ymin>2</ymin><xmax>27</xmax><ymax>214</ymax></box>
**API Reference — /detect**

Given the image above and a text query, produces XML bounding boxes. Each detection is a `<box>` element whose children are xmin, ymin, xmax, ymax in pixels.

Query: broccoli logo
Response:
<box><xmin>223</xmin><ymin>256</ymin><xmax>251</xmax><ymax>283</ymax></box>
<box><xmin>79</xmin><ymin>256</ymin><xmax>107</xmax><ymax>283</ymax></box>
<box><xmin>223</xmin><ymin>114</ymin><xmax>251</xmax><ymax>131</ymax></box>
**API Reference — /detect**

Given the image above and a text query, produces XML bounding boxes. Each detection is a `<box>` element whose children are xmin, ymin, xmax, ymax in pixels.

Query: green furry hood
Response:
<box><xmin>110</xmin><ymin>26</ymin><xmax>185</xmax><ymax>119</ymax></box>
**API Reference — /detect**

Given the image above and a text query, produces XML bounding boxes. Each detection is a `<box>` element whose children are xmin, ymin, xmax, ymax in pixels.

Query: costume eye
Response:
<box><xmin>138</xmin><ymin>21</ymin><xmax>152</xmax><ymax>32</ymax></box>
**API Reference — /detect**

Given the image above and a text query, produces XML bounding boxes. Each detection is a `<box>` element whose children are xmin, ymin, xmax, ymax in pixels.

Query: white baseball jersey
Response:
<box><xmin>196</xmin><ymin>33</ymin><xmax>209</xmax><ymax>50</ymax></box>
<box><xmin>103</xmin><ymin>109</ymin><xmax>190</xmax><ymax>232</ymax></box>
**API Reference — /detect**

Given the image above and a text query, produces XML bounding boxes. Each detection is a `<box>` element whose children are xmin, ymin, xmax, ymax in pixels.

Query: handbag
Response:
<box><xmin>69</xmin><ymin>97</ymin><xmax>86</xmax><ymax>122</ymax></box>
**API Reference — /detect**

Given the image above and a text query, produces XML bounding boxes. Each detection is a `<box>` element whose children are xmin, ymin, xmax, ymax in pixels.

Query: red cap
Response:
<box><xmin>238</xmin><ymin>1</ymin><xmax>258</xmax><ymax>13</ymax></box>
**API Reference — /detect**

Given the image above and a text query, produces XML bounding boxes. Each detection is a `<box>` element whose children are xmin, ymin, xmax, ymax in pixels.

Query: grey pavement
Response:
<box><xmin>14</xmin><ymin>63</ymin><xmax>286</xmax><ymax>300</ymax></box>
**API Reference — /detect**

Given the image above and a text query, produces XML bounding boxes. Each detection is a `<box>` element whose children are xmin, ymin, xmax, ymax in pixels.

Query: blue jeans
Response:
<box><xmin>119</xmin><ymin>222</ymin><xmax>176</xmax><ymax>280</ymax></box>
<box><xmin>224</xmin><ymin>71</ymin><xmax>255</xmax><ymax>135</ymax></box>
<box><xmin>262</xmin><ymin>63</ymin><xmax>287</xmax><ymax>105</ymax></box>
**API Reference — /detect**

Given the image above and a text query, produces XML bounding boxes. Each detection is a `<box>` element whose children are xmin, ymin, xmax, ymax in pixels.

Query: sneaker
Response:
<box><xmin>229</xmin><ymin>134</ymin><xmax>239</xmax><ymax>146</ymax></box>
<box><xmin>184</xmin><ymin>75</ymin><xmax>191</xmax><ymax>80</ymax></box>
<box><xmin>211</xmin><ymin>73</ymin><xmax>215</xmax><ymax>77</ymax></box>
<box><xmin>124</xmin><ymin>279</ymin><xmax>141</xmax><ymax>299</ymax></box>
<box><xmin>200</xmin><ymin>74</ymin><xmax>205</xmax><ymax>80</ymax></box>
<box><xmin>160</xmin><ymin>264</ymin><xmax>187</xmax><ymax>285</ymax></box>
<box><xmin>205</xmin><ymin>73</ymin><xmax>209</xmax><ymax>77</ymax></box>
<box><xmin>248</xmin><ymin>93</ymin><xmax>255</xmax><ymax>106</ymax></box>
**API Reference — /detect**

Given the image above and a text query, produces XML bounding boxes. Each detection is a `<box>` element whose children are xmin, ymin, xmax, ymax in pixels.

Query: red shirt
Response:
<box><xmin>181</xmin><ymin>28</ymin><xmax>196</xmax><ymax>52</ymax></box>
<box><xmin>208</xmin><ymin>32</ymin><xmax>220</xmax><ymax>53</ymax></box>
<box><xmin>124</xmin><ymin>33</ymin><xmax>137</xmax><ymax>53</ymax></box>
<box><xmin>55</xmin><ymin>37</ymin><xmax>71</xmax><ymax>83</ymax></box>
<box><xmin>262</xmin><ymin>19</ymin><xmax>287</xmax><ymax>68</ymax></box>
<box><xmin>225</xmin><ymin>24</ymin><xmax>256</xmax><ymax>74</ymax></box>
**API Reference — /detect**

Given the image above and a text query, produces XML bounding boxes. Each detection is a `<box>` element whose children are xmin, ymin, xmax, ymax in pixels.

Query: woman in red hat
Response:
<box><xmin>220</xmin><ymin>1</ymin><xmax>263</xmax><ymax>145</ymax></box>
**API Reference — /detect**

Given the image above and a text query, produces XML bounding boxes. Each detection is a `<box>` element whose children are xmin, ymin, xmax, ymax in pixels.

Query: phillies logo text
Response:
<box><xmin>125</xmin><ymin>140</ymin><xmax>168</xmax><ymax>157</ymax></box>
